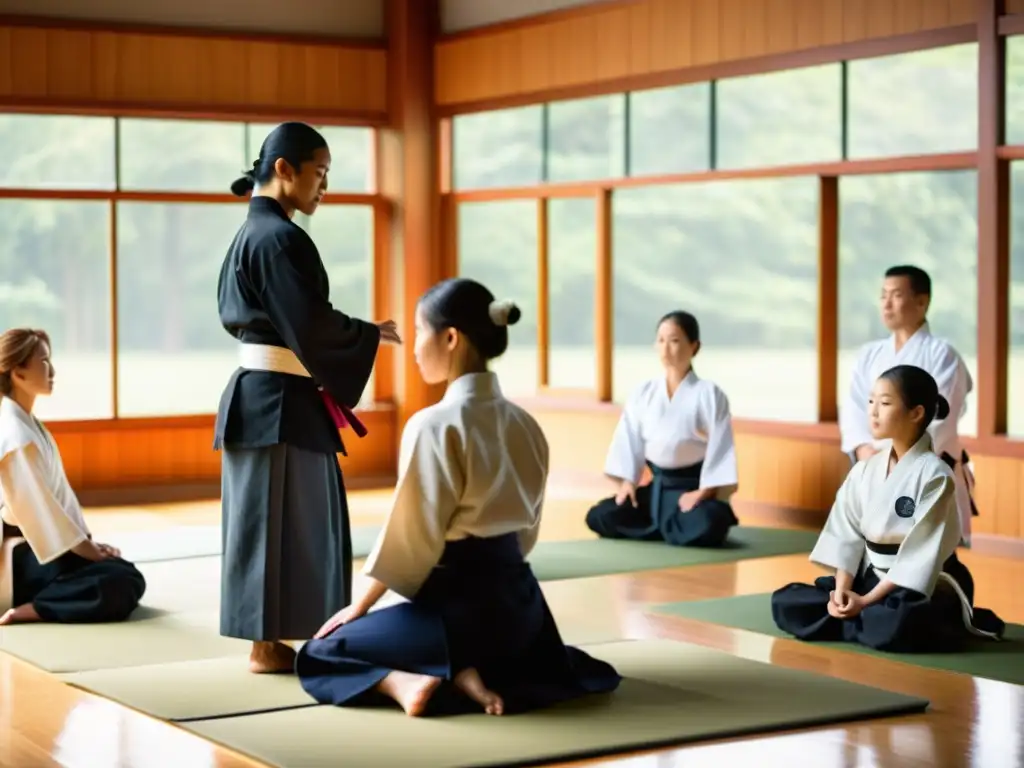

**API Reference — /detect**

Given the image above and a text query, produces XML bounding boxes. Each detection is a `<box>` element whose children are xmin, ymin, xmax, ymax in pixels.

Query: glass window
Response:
<box><xmin>837</xmin><ymin>171</ymin><xmax>978</xmax><ymax>437</ymax></box>
<box><xmin>457</xmin><ymin>200</ymin><xmax>538</xmax><ymax>396</ymax></box>
<box><xmin>1008</xmin><ymin>162</ymin><xmax>1024</xmax><ymax>437</ymax></box>
<box><xmin>0</xmin><ymin>200</ymin><xmax>112</xmax><ymax>419</ymax></box>
<box><xmin>847</xmin><ymin>43</ymin><xmax>978</xmax><ymax>158</ymax></box>
<box><xmin>299</xmin><ymin>205</ymin><xmax>376</xmax><ymax>404</ymax></box>
<box><xmin>0</xmin><ymin>114</ymin><xmax>115</xmax><ymax>190</ymax></box>
<box><xmin>245</xmin><ymin>123</ymin><xmax>374</xmax><ymax>193</ymax></box>
<box><xmin>116</xmin><ymin>203</ymin><xmax>246</xmax><ymax>417</ymax></box>
<box><xmin>119</xmin><ymin>119</ymin><xmax>247</xmax><ymax>192</ymax></box>
<box><xmin>716</xmin><ymin>64</ymin><xmax>842</xmax><ymax>169</ymax></box>
<box><xmin>628</xmin><ymin>83</ymin><xmax>711</xmax><ymax>176</ymax></box>
<box><xmin>548</xmin><ymin>197</ymin><xmax>597</xmax><ymax>390</ymax></box>
<box><xmin>453</xmin><ymin>106</ymin><xmax>544</xmax><ymax>190</ymax></box>
<box><xmin>612</xmin><ymin>178</ymin><xmax>820</xmax><ymax>420</ymax></box>
<box><xmin>1007</xmin><ymin>36</ymin><xmax>1024</xmax><ymax>146</ymax></box>
<box><xmin>547</xmin><ymin>95</ymin><xmax>627</xmax><ymax>182</ymax></box>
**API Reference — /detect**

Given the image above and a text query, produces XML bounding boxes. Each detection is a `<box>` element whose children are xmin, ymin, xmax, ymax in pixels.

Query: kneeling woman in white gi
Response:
<box><xmin>586</xmin><ymin>311</ymin><xmax>739</xmax><ymax>548</ymax></box>
<box><xmin>772</xmin><ymin>364</ymin><xmax>1004</xmax><ymax>652</ymax></box>
<box><xmin>0</xmin><ymin>328</ymin><xmax>146</xmax><ymax>626</ymax></box>
<box><xmin>296</xmin><ymin>278</ymin><xmax>622</xmax><ymax>717</ymax></box>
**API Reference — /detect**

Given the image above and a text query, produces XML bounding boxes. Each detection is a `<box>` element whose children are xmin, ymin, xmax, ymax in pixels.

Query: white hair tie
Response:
<box><xmin>488</xmin><ymin>300</ymin><xmax>515</xmax><ymax>326</ymax></box>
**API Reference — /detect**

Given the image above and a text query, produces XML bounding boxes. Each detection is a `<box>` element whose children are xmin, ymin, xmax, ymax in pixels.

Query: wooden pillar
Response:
<box><xmin>595</xmin><ymin>189</ymin><xmax>613</xmax><ymax>402</ymax></box>
<box><xmin>817</xmin><ymin>175</ymin><xmax>839</xmax><ymax>423</ymax></box>
<box><xmin>380</xmin><ymin>0</ymin><xmax>448</xmax><ymax>428</ymax></box>
<box><xmin>977</xmin><ymin>0</ymin><xmax>1009</xmax><ymax>437</ymax></box>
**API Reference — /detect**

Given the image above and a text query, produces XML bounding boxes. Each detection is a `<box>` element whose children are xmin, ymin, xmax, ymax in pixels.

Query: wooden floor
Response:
<box><xmin>2</xmin><ymin>489</ymin><xmax>1022</xmax><ymax>768</ymax></box>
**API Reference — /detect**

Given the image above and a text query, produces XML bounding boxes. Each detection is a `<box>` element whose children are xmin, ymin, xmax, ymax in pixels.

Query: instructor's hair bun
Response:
<box><xmin>488</xmin><ymin>300</ymin><xmax>521</xmax><ymax>327</ymax></box>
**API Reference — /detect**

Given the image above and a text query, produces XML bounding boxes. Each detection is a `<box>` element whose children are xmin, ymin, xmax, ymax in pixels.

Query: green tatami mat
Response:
<box><xmin>183</xmin><ymin>639</ymin><xmax>927</xmax><ymax>768</ymax></box>
<box><xmin>0</xmin><ymin>609</ymin><xmax>250</xmax><ymax>673</ymax></box>
<box><xmin>61</xmin><ymin>656</ymin><xmax>316</xmax><ymax>721</ymax></box>
<box><xmin>526</xmin><ymin>527</ymin><xmax>819</xmax><ymax>581</ymax></box>
<box><xmin>653</xmin><ymin>593</ymin><xmax>1024</xmax><ymax>685</ymax></box>
<box><xmin>117</xmin><ymin>524</ymin><xmax>382</xmax><ymax>564</ymax></box>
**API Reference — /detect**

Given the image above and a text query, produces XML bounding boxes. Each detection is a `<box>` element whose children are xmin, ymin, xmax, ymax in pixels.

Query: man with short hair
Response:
<box><xmin>839</xmin><ymin>265</ymin><xmax>977</xmax><ymax>546</ymax></box>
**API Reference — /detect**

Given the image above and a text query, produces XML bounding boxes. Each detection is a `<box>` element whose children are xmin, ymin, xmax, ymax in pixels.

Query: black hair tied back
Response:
<box><xmin>230</xmin><ymin>121</ymin><xmax>328</xmax><ymax>197</ymax></box>
<box><xmin>878</xmin><ymin>364</ymin><xmax>949</xmax><ymax>434</ymax></box>
<box><xmin>488</xmin><ymin>300</ymin><xmax>521</xmax><ymax>327</ymax></box>
<box><xmin>230</xmin><ymin>158</ymin><xmax>261</xmax><ymax>197</ymax></box>
<box><xmin>936</xmin><ymin>394</ymin><xmax>950</xmax><ymax>421</ymax></box>
<box><xmin>419</xmin><ymin>278</ymin><xmax>522</xmax><ymax>361</ymax></box>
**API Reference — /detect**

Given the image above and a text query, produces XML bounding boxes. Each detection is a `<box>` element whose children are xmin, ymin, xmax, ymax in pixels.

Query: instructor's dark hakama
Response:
<box><xmin>214</xmin><ymin>196</ymin><xmax>381</xmax><ymax>642</ymax></box>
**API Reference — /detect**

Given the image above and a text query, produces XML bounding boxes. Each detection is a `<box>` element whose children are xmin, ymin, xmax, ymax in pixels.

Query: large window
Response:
<box><xmin>612</xmin><ymin>178</ymin><xmax>820</xmax><ymax>420</ymax></box>
<box><xmin>452</xmin><ymin>107</ymin><xmax>544</xmax><ymax>190</ymax></box>
<box><xmin>628</xmin><ymin>84</ymin><xmax>710</xmax><ymax>176</ymax></box>
<box><xmin>547</xmin><ymin>96</ymin><xmax>626</xmax><ymax>183</ymax></box>
<box><xmin>457</xmin><ymin>201</ymin><xmax>539</xmax><ymax>395</ymax></box>
<box><xmin>548</xmin><ymin>197</ymin><xmax>598</xmax><ymax>390</ymax></box>
<box><xmin>1</xmin><ymin>114</ymin><xmax>377</xmax><ymax>421</ymax></box>
<box><xmin>837</xmin><ymin>171</ymin><xmax>979</xmax><ymax>437</ymax></box>
<box><xmin>1009</xmin><ymin>163</ymin><xmax>1024</xmax><ymax>438</ymax></box>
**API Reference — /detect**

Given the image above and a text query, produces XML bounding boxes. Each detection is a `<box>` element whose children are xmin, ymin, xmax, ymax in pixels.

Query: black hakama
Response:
<box><xmin>220</xmin><ymin>443</ymin><xmax>350</xmax><ymax>642</ymax></box>
<box><xmin>771</xmin><ymin>548</ymin><xmax>1006</xmax><ymax>653</ymax></box>
<box><xmin>585</xmin><ymin>461</ymin><xmax>738</xmax><ymax>547</ymax></box>
<box><xmin>296</xmin><ymin>532</ymin><xmax>622</xmax><ymax>715</ymax></box>
<box><xmin>4</xmin><ymin>523</ymin><xmax>145</xmax><ymax>623</ymax></box>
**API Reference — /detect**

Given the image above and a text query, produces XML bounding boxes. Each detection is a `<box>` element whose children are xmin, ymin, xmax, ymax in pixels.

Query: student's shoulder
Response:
<box><xmin>918</xmin><ymin>451</ymin><xmax>956</xmax><ymax>484</ymax></box>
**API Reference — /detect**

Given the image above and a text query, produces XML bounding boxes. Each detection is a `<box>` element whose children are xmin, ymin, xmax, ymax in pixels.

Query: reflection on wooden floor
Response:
<box><xmin>2</xmin><ymin>489</ymin><xmax>1022</xmax><ymax>768</ymax></box>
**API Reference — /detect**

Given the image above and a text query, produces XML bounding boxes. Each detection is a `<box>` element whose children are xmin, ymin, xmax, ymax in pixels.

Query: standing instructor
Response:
<box><xmin>214</xmin><ymin>122</ymin><xmax>400</xmax><ymax>673</ymax></box>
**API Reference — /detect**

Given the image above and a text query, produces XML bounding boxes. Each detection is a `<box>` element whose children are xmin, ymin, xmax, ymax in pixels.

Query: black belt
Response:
<box><xmin>941</xmin><ymin>450</ymin><xmax>979</xmax><ymax>517</ymax></box>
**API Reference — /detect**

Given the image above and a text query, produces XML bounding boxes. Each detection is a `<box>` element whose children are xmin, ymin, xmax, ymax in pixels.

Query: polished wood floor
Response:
<box><xmin>2</xmin><ymin>489</ymin><xmax>1022</xmax><ymax>768</ymax></box>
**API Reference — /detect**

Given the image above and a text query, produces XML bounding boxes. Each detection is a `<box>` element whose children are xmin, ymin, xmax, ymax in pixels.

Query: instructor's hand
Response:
<box><xmin>376</xmin><ymin>320</ymin><xmax>402</xmax><ymax>345</ymax></box>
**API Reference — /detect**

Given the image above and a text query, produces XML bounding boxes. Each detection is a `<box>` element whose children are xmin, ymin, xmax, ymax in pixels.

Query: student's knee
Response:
<box><xmin>584</xmin><ymin>504</ymin><xmax>606</xmax><ymax>535</ymax></box>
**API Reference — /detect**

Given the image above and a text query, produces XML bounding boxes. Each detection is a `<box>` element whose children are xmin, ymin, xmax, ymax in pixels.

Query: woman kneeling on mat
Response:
<box><xmin>586</xmin><ymin>311</ymin><xmax>740</xmax><ymax>548</ymax></box>
<box><xmin>772</xmin><ymin>364</ymin><xmax>1004</xmax><ymax>652</ymax></box>
<box><xmin>0</xmin><ymin>328</ymin><xmax>146</xmax><ymax>626</ymax></box>
<box><xmin>296</xmin><ymin>278</ymin><xmax>622</xmax><ymax>717</ymax></box>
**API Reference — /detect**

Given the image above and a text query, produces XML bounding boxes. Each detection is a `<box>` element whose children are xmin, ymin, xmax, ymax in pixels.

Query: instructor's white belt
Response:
<box><xmin>239</xmin><ymin>343</ymin><xmax>311</xmax><ymax>378</ymax></box>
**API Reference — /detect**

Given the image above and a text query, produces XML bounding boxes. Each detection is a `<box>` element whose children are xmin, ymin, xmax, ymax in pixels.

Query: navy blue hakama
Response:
<box><xmin>585</xmin><ymin>461</ymin><xmax>738</xmax><ymax>547</ymax></box>
<box><xmin>295</xmin><ymin>532</ymin><xmax>621</xmax><ymax>715</ymax></box>
<box><xmin>771</xmin><ymin>548</ymin><xmax>1005</xmax><ymax>653</ymax></box>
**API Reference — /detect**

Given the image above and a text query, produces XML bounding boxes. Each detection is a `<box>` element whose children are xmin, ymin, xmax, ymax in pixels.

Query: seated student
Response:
<box><xmin>0</xmin><ymin>328</ymin><xmax>146</xmax><ymax>626</ymax></box>
<box><xmin>295</xmin><ymin>278</ymin><xmax>622</xmax><ymax>717</ymax></box>
<box><xmin>772</xmin><ymin>364</ymin><xmax>1004</xmax><ymax>653</ymax></box>
<box><xmin>585</xmin><ymin>311</ymin><xmax>739</xmax><ymax>548</ymax></box>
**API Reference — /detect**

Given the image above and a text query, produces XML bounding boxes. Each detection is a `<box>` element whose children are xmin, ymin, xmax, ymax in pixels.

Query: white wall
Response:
<box><xmin>441</xmin><ymin>0</ymin><xmax>605</xmax><ymax>33</ymax></box>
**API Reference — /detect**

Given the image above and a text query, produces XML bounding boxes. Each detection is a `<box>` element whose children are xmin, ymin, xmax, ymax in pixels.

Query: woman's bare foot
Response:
<box><xmin>376</xmin><ymin>670</ymin><xmax>442</xmax><ymax>717</ymax></box>
<box><xmin>0</xmin><ymin>604</ymin><xmax>41</xmax><ymax>625</ymax></box>
<box><xmin>249</xmin><ymin>641</ymin><xmax>296</xmax><ymax>674</ymax></box>
<box><xmin>454</xmin><ymin>667</ymin><xmax>504</xmax><ymax>715</ymax></box>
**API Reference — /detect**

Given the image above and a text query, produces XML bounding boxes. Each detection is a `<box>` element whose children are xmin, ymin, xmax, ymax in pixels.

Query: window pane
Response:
<box><xmin>1006</xmin><ymin>36</ymin><xmax>1024</xmax><ymax>145</ymax></box>
<box><xmin>245</xmin><ymin>124</ymin><xmax>374</xmax><ymax>193</ymax></box>
<box><xmin>116</xmin><ymin>203</ymin><xmax>245</xmax><ymax>417</ymax></box>
<box><xmin>1008</xmin><ymin>162</ymin><xmax>1024</xmax><ymax>437</ymax></box>
<box><xmin>0</xmin><ymin>114</ymin><xmax>115</xmax><ymax>190</ymax></box>
<box><xmin>0</xmin><ymin>200</ymin><xmax>112</xmax><ymax>419</ymax></box>
<box><xmin>300</xmin><ymin>205</ymin><xmax>376</xmax><ymax>404</ymax></box>
<box><xmin>119</xmin><ymin>119</ymin><xmax>247</xmax><ymax>192</ymax></box>
<box><xmin>549</xmin><ymin>197</ymin><xmax>597</xmax><ymax>390</ymax></box>
<box><xmin>547</xmin><ymin>96</ymin><xmax>626</xmax><ymax>182</ymax></box>
<box><xmin>457</xmin><ymin>201</ymin><xmax>538</xmax><ymax>396</ymax></box>
<box><xmin>837</xmin><ymin>171</ymin><xmax>978</xmax><ymax>437</ymax></box>
<box><xmin>628</xmin><ymin>84</ymin><xmax>710</xmax><ymax>176</ymax></box>
<box><xmin>613</xmin><ymin>178</ymin><xmax>819</xmax><ymax>420</ymax></box>
<box><xmin>847</xmin><ymin>44</ymin><xmax>978</xmax><ymax>158</ymax></box>
<box><xmin>716</xmin><ymin>64</ymin><xmax>841</xmax><ymax>169</ymax></box>
<box><xmin>453</xmin><ymin>107</ymin><xmax>544</xmax><ymax>190</ymax></box>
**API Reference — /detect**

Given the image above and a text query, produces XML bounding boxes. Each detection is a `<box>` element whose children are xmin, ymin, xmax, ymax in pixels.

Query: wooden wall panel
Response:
<box><xmin>1008</xmin><ymin>0</ymin><xmax>1024</xmax><ymax>15</ymax></box>
<box><xmin>0</xmin><ymin>22</ymin><xmax>388</xmax><ymax>118</ymax></box>
<box><xmin>436</xmin><ymin>0</ymin><xmax>976</xmax><ymax>107</ymax></box>
<box><xmin>49</xmin><ymin>408</ymin><xmax>398</xmax><ymax>499</ymax></box>
<box><xmin>522</xmin><ymin>403</ymin><xmax>1024</xmax><ymax>544</ymax></box>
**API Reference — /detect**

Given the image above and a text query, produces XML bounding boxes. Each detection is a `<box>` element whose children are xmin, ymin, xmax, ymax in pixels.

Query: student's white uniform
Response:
<box><xmin>296</xmin><ymin>372</ymin><xmax>621</xmax><ymax>714</ymax></box>
<box><xmin>0</xmin><ymin>397</ymin><xmax>145</xmax><ymax>621</ymax></box>
<box><xmin>772</xmin><ymin>432</ymin><xmax>1004</xmax><ymax>652</ymax></box>
<box><xmin>839</xmin><ymin>322</ymin><xmax>976</xmax><ymax>544</ymax></box>
<box><xmin>586</xmin><ymin>370</ymin><xmax>739</xmax><ymax>547</ymax></box>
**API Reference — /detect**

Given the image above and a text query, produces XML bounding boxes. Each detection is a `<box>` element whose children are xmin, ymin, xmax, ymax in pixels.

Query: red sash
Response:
<box><xmin>319</xmin><ymin>389</ymin><xmax>368</xmax><ymax>438</ymax></box>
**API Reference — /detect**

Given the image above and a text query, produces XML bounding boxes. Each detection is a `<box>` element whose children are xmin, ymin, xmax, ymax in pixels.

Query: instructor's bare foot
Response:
<box><xmin>454</xmin><ymin>667</ymin><xmax>504</xmax><ymax>715</ymax></box>
<box><xmin>377</xmin><ymin>670</ymin><xmax>442</xmax><ymax>717</ymax></box>
<box><xmin>0</xmin><ymin>604</ymin><xmax>41</xmax><ymax>625</ymax></box>
<box><xmin>249</xmin><ymin>641</ymin><xmax>296</xmax><ymax>674</ymax></box>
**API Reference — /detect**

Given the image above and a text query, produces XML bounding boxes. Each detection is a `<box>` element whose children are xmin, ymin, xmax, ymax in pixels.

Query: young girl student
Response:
<box><xmin>772</xmin><ymin>364</ymin><xmax>1004</xmax><ymax>652</ymax></box>
<box><xmin>296</xmin><ymin>278</ymin><xmax>621</xmax><ymax>717</ymax></box>
<box><xmin>0</xmin><ymin>328</ymin><xmax>146</xmax><ymax>626</ymax></box>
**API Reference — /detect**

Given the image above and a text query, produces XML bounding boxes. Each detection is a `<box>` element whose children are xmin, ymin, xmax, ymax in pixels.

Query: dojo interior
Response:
<box><xmin>2</xmin><ymin>0</ymin><xmax>1024</xmax><ymax>765</ymax></box>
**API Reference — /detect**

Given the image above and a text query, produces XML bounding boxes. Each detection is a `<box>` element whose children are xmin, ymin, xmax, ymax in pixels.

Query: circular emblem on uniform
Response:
<box><xmin>895</xmin><ymin>496</ymin><xmax>916</xmax><ymax>519</ymax></box>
